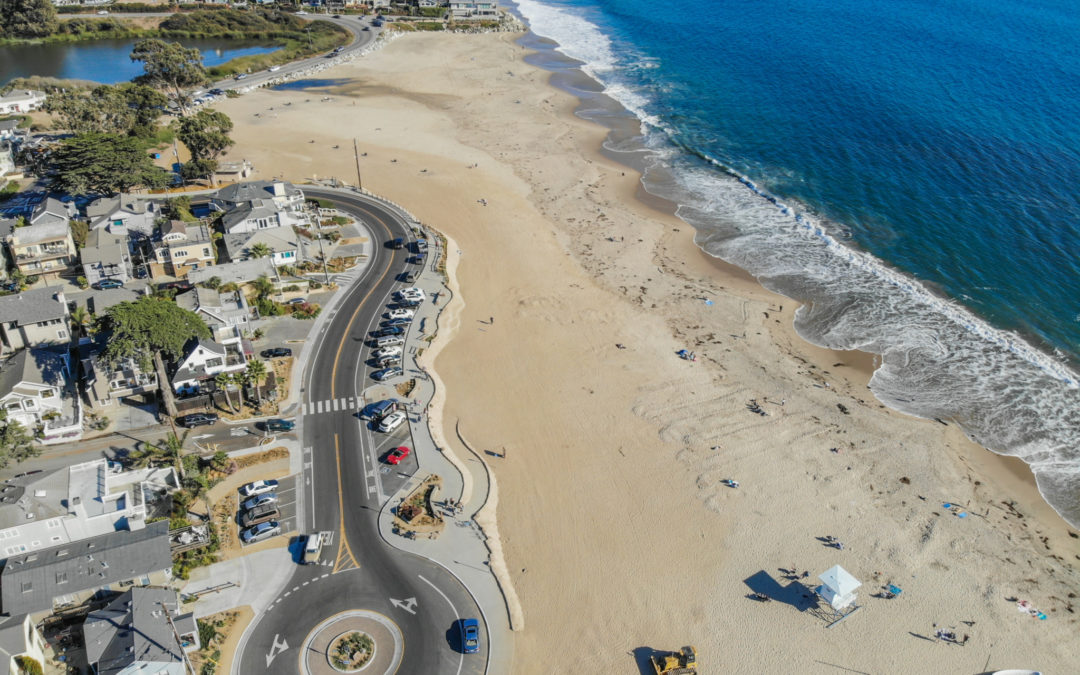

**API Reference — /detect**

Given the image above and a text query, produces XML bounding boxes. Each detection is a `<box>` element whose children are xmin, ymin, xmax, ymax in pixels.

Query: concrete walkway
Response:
<box><xmin>373</xmin><ymin>227</ymin><xmax>517</xmax><ymax>674</ymax></box>
<box><xmin>183</xmin><ymin>548</ymin><xmax>297</xmax><ymax>619</ymax></box>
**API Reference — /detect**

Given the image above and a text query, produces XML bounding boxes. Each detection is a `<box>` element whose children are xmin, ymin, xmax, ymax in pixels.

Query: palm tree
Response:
<box><xmin>215</xmin><ymin>372</ymin><xmax>238</xmax><ymax>413</ymax></box>
<box><xmin>245</xmin><ymin>359</ymin><xmax>268</xmax><ymax>406</ymax></box>
<box><xmin>69</xmin><ymin>306</ymin><xmax>91</xmax><ymax>339</ymax></box>
<box><xmin>249</xmin><ymin>242</ymin><xmax>272</xmax><ymax>259</ymax></box>
<box><xmin>251</xmin><ymin>274</ymin><xmax>275</xmax><ymax>299</ymax></box>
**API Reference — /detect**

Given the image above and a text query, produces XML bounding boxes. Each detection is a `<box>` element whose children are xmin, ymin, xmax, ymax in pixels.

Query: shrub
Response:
<box><xmin>282</xmin><ymin>284</ymin><xmax>300</xmax><ymax>292</ymax></box>
<box><xmin>76</xmin><ymin>276</ymin><xmax>89</xmax><ymax>289</ymax></box>
<box><xmin>14</xmin><ymin>656</ymin><xmax>43</xmax><ymax>675</ymax></box>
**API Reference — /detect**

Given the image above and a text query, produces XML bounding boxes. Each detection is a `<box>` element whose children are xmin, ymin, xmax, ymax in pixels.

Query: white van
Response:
<box><xmin>303</xmin><ymin>532</ymin><xmax>325</xmax><ymax>564</ymax></box>
<box><xmin>377</xmin><ymin>411</ymin><xmax>407</xmax><ymax>433</ymax></box>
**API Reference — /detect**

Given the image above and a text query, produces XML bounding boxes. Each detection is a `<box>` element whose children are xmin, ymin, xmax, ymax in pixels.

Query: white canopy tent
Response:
<box><xmin>817</xmin><ymin>565</ymin><xmax>861</xmax><ymax>611</ymax></box>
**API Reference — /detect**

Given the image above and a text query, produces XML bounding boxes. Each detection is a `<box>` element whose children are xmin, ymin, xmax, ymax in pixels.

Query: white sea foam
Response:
<box><xmin>513</xmin><ymin>0</ymin><xmax>1080</xmax><ymax>527</ymax></box>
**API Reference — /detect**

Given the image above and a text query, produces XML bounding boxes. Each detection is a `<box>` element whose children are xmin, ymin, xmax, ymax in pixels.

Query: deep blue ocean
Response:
<box><xmin>512</xmin><ymin>0</ymin><xmax>1080</xmax><ymax>526</ymax></box>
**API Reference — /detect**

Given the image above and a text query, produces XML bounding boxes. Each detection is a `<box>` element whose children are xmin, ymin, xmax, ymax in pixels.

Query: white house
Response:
<box><xmin>212</xmin><ymin>181</ymin><xmax>308</xmax><ymax>234</ymax></box>
<box><xmin>0</xmin><ymin>614</ymin><xmax>47</xmax><ymax>675</ymax></box>
<box><xmin>171</xmin><ymin>338</ymin><xmax>247</xmax><ymax>395</ymax></box>
<box><xmin>222</xmin><ymin>225</ymin><xmax>305</xmax><ymax>267</ymax></box>
<box><xmin>0</xmin><ymin>91</ymin><xmax>46</xmax><ymax>116</ymax></box>
<box><xmin>0</xmin><ymin>348</ymin><xmax>82</xmax><ymax>445</ymax></box>
<box><xmin>450</xmin><ymin>0</ymin><xmax>497</xmax><ymax>18</ymax></box>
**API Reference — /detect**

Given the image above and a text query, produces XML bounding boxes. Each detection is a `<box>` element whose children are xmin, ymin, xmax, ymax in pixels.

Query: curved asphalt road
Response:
<box><xmin>235</xmin><ymin>190</ymin><xmax>487</xmax><ymax>675</ymax></box>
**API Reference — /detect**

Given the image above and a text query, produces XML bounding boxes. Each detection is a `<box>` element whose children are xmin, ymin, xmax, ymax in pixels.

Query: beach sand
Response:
<box><xmin>214</xmin><ymin>32</ymin><xmax>1079</xmax><ymax>673</ymax></box>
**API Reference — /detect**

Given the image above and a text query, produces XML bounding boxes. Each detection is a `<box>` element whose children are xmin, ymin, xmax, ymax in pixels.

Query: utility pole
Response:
<box><xmin>353</xmin><ymin>138</ymin><xmax>363</xmax><ymax>191</ymax></box>
<box><xmin>160</xmin><ymin>600</ymin><xmax>197</xmax><ymax>675</ymax></box>
<box><xmin>312</xmin><ymin>208</ymin><xmax>330</xmax><ymax>285</ymax></box>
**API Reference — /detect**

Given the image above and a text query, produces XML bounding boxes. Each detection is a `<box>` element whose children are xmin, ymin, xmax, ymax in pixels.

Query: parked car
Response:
<box><xmin>240</xmin><ymin>505</ymin><xmax>280</xmax><ymax>528</ymax></box>
<box><xmin>374</xmin><ymin>354</ymin><xmax>401</xmax><ymax>368</ymax></box>
<box><xmin>263</xmin><ymin>419</ymin><xmax>295</xmax><ymax>432</ymax></box>
<box><xmin>210</xmin><ymin>88</ymin><xmax>225</xmax><ymax>96</ymax></box>
<box><xmin>382</xmin><ymin>317</ymin><xmax>412</xmax><ymax>327</ymax></box>
<box><xmin>400</xmin><ymin>270</ymin><xmax>419</xmax><ymax>283</ymax></box>
<box><xmin>177</xmin><ymin>413</ymin><xmax>218</xmax><ymax>428</ymax></box>
<box><xmin>410</xmin><ymin>254</ymin><xmax>426</xmax><ymax>265</ymax></box>
<box><xmin>241</xmin><ymin>493</ymin><xmax>278</xmax><ymax>512</ymax></box>
<box><xmin>371</xmin><ymin>326</ymin><xmax>405</xmax><ymax>338</ymax></box>
<box><xmin>367</xmin><ymin>399</ymin><xmax>398</xmax><ymax>421</ymax></box>
<box><xmin>398</xmin><ymin>287</ymin><xmax>425</xmax><ymax>298</ymax></box>
<box><xmin>262</xmin><ymin>347</ymin><xmax>293</xmax><ymax>358</ymax></box>
<box><xmin>387</xmin><ymin>308</ymin><xmax>415</xmax><ymax>321</ymax></box>
<box><xmin>372</xmin><ymin>345</ymin><xmax>402</xmax><ymax>360</ymax></box>
<box><xmin>390</xmin><ymin>237</ymin><xmax>405</xmax><ymax>249</ymax></box>
<box><xmin>385</xmin><ymin>446</ymin><xmax>411</xmax><ymax>465</ymax></box>
<box><xmin>268</xmin><ymin>65</ymin><xmax>281</xmax><ymax>72</ymax></box>
<box><xmin>92</xmin><ymin>278</ymin><xmax>124</xmax><ymax>290</ymax></box>
<box><xmin>239</xmin><ymin>479</ymin><xmax>279</xmax><ymax>497</ymax></box>
<box><xmin>240</xmin><ymin>520</ymin><xmax>280</xmax><ymax>544</ymax></box>
<box><xmin>133</xmin><ymin>267</ymin><xmax>148</xmax><ymax>279</ymax></box>
<box><xmin>235</xmin><ymin>73</ymin><xmax>249</xmax><ymax>80</ymax></box>
<box><xmin>377</xmin><ymin>411</ymin><xmax>407</xmax><ymax>433</ymax></box>
<box><xmin>461</xmin><ymin>618</ymin><xmax>480</xmax><ymax>654</ymax></box>
<box><xmin>372</xmin><ymin>367</ymin><xmax>403</xmax><ymax>381</ymax></box>
<box><xmin>287</xmin><ymin>297</ymin><xmax>307</xmax><ymax>305</ymax></box>
<box><xmin>371</xmin><ymin>335</ymin><xmax>404</xmax><ymax>349</ymax></box>
<box><xmin>415</xmin><ymin>239</ymin><xmax>429</xmax><ymax>252</ymax></box>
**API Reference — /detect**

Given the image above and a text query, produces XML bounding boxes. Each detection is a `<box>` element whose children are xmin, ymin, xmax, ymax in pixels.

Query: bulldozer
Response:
<box><xmin>650</xmin><ymin>645</ymin><xmax>698</xmax><ymax>674</ymax></box>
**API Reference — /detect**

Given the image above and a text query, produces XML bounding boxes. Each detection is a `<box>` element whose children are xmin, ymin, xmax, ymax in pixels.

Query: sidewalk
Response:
<box><xmin>374</xmin><ymin>228</ymin><xmax>517</xmax><ymax>674</ymax></box>
<box><xmin>182</xmin><ymin>548</ymin><xmax>297</xmax><ymax>619</ymax></box>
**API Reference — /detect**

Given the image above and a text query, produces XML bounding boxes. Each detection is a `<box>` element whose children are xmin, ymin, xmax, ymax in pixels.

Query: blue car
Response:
<box><xmin>461</xmin><ymin>618</ymin><xmax>479</xmax><ymax>654</ymax></box>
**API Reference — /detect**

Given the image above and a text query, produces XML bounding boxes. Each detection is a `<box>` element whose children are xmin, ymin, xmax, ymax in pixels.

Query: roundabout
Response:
<box><xmin>302</xmin><ymin>611</ymin><xmax>403</xmax><ymax>675</ymax></box>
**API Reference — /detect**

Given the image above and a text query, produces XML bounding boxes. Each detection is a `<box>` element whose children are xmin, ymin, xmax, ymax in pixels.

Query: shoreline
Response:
<box><xmin>215</xmin><ymin>30</ymin><xmax>1079</xmax><ymax>671</ymax></box>
<box><xmin>516</xmin><ymin>21</ymin><xmax>1077</xmax><ymax>534</ymax></box>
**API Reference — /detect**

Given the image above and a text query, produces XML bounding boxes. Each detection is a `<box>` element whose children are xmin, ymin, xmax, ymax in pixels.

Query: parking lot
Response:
<box><xmin>237</xmin><ymin>474</ymin><xmax>299</xmax><ymax>545</ymax></box>
<box><xmin>359</xmin><ymin>400</ymin><xmax>418</xmax><ymax>499</ymax></box>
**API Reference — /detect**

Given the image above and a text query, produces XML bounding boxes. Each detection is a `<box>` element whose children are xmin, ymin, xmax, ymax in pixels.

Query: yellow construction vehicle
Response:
<box><xmin>650</xmin><ymin>645</ymin><xmax>698</xmax><ymax>675</ymax></box>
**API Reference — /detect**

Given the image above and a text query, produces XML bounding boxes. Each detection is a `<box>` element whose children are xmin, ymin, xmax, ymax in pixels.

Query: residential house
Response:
<box><xmin>0</xmin><ymin>120</ymin><xmax>20</xmax><ymax>141</ymax></box>
<box><xmin>79</xmin><ymin>343</ymin><xmax>158</xmax><ymax>413</ymax></box>
<box><xmin>211</xmin><ymin>180</ymin><xmax>308</xmax><ymax>234</ymax></box>
<box><xmin>212</xmin><ymin>159</ymin><xmax>254</xmax><ymax>184</ymax></box>
<box><xmin>0</xmin><ymin>142</ymin><xmax>14</xmax><ymax>177</ymax></box>
<box><xmin>28</xmin><ymin>197</ymin><xmax>75</xmax><ymax>228</ymax></box>
<box><xmin>83</xmin><ymin>587</ymin><xmax>198</xmax><ymax>675</ymax></box>
<box><xmin>186</xmin><ymin>257</ymin><xmax>276</xmax><ymax>289</ymax></box>
<box><xmin>4</xmin><ymin>220</ymin><xmax>78</xmax><ymax>281</ymax></box>
<box><xmin>0</xmin><ymin>614</ymin><xmax>47</xmax><ymax>675</ymax></box>
<box><xmin>175</xmin><ymin>287</ymin><xmax>256</xmax><ymax>347</ymax></box>
<box><xmin>0</xmin><ymin>520</ymin><xmax>172</xmax><ymax>618</ymax></box>
<box><xmin>170</xmin><ymin>338</ymin><xmax>247</xmax><ymax>395</ymax></box>
<box><xmin>449</xmin><ymin>0</ymin><xmax>497</xmax><ymax>18</ymax></box>
<box><xmin>0</xmin><ymin>288</ymin><xmax>70</xmax><ymax>351</ymax></box>
<box><xmin>0</xmin><ymin>91</ymin><xmax>45</xmax><ymax>116</ymax></box>
<box><xmin>85</xmin><ymin>194</ymin><xmax>158</xmax><ymax>239</ymax></box>
<box><xmin>0</xmin><ymin>459</ymin><xmax>177</xmax><ymax>563</ymax></box>
<box><xmin>151</xmin><ymin>220</ymin><xmax>215</xmax><ymax>278</ymax></box>
<box><xmin>222</xmin><ymin>225</ymin><xmax>305</xmax><ymax>267</ymax></box>
<box><xmin>0</xmin><ymin>347</ymin><xmax>82</xmax><ymax>445</ymax></box>
<box><xmin>80</xmin><ymin>228</ymin><xmax>131</xmax><ymax>288</ymax></box>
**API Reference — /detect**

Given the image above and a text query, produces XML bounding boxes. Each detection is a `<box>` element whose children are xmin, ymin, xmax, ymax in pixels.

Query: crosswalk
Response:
<box><xmin>302</xmin><ymin>397</ymin><xmax>359</xmax><ymax>415</ymax></box>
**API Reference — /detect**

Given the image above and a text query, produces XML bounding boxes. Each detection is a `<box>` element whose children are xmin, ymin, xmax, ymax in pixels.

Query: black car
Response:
<box><xmin>371</xmin><ymin>326</ymin><xmax>406</xmax><ymax>338</ymax></box>
<box><xmin>262</xmin><ymin>347</ymin><xmax>293</xmax><ymax>358</ymax></box>
<box><xmin>390</xmin><ymin>237</ymin><xmax>404</xmax><ymax>249</ymax></box>
<box><xmin>158</xmin><ymin>280</ymin><xmax>193</xmax><ymax>292</ymax></box>
<box><xmin>177</xmin><ymin>413</ymin><xmax>219</xmax><ymax>428</ymax></box>
<box><xmin>412</xmin><ymin>239</ymin><xmax>428</xmax><ymax>253</ymax></box>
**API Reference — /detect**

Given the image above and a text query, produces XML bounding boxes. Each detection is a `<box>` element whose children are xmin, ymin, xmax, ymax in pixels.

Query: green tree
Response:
<box><xmin>141</xmin><ymin>431</ymin><xmax>187</xmax><ymax>477</ymax></box>
<box><xmin>120</xmin><ymin>83</ymin><xmax>169</xmax><ymax>138</ymax></box>
<box><xmin>50</xmin><ymin>133</ymin><xmax>170</xmax><ymax>196</ymax></box>
<box><xmin>201</xmin><ymin>276</ymin><xmax>221</xmax><ymax>290</ymax></box>
<box><xmin>13</xmin><ymin>655</ymin><xmax>43</xmax><ymax>675</ymax></box>
<box><xmin>249</xmin><ymin>243</ymin><xmax>272</xmax><ymax>259</ymax></box>
<box><xmin>0</xmin><ymin>409</ymin><xmax>37</xmax><ymax>468</ymax></box>
<box><xmin>69</xmin><ymin>220</ymin><xmax>89</xmax><ymax>249</ymax></box>
<box><xmin>214</xmin><ymin>372</ymin><xmax>238</xmax><ymax>413</ymax></box>
<box><xmin>131</xmin><ymin>39</ymin><xmax>210</xmax><ymax>115</ymax></box>
<box><xmin>69</xmin><ymin>306</ymin><xmax>91</xmax><ymax>339</ymax></box>
<box><xmin>177</xmin><ymin>109</ymin><xmax>234</xmax><ymax>161</ymax></box>
<box><xmin>180</xmin><ymin>158</ymin><xmax>218</xmax><ymax>184</ymax></box>
<box><xmin>245</xmin><ymin>359</ymin><xmax>267</xmax><ymax>406</ymax></box>
<box><xmin>251</xmin><ymin>275</ymin><xmax>274</xmax><ymax>298</ymax></box>
<box><xmin>98</xmin><ymin>296</ymin><xmax>211</xmax><ymax>370</ymax></box>
<box><xmin>43</xmin><ymin>85</ymin><xmax>133</xmax><ymax>136</ymax></box>
<box><xmin>161</xmin><ymin>196</ymin><xmax>194</xmax><ymax>222</ymax></box>
<box><xmin>0</xmin><ymin>0</ymin><xmax>58</xmax><ymax>38</ymax></box>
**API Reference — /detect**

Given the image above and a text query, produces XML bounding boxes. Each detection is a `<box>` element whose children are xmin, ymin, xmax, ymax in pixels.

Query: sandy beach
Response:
<box><xmin>214</xmin><ymin>31</ymin><xmax>1079</xmax><ymax>673</ymax></box>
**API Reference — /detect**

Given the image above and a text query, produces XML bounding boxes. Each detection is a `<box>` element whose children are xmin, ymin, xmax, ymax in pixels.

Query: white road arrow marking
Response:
<box><xmin>192</xmin><ymin>434</ymin><xmax>212</xmax><ymax>440</ymax></box>
<box><xmin>266</xmin><ymin>634</ymin><xmax>289</xmax><ymax>668</ymax></box>
<box><xmin>390</xmin><ymin>597</ymin><xmax>417</xmax><ymax>614</ymax></box>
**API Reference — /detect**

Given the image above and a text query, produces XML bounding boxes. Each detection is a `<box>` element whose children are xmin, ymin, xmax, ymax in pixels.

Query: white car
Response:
<box><xmin>377</xmin><ymin>411</ymin><xmax>407</xmax><ymax>433</ymax></box>
<box><xmin>387</xmin><ymin>308</ymin><xmax>415</xmax><ymax>320</ymax></box>
<box><xmin>372</xmin><ymin>345</ymin><xmax>403</xmax><ymax>360</ymax></box>
<box><xmin>268</xmin><ymin>65</ymin><xmax>281</xmax><ymax>72</ymax></box>
<box><xmin>398</xmin><ymin>287</ymin><xmax>424</xmax><ymax>298</ymax></box>
<box><xmin>396</xmin><ymin>288</ymin><xmax>425</xmax><ymax>303</ymax></box>
<box><xmin>239</xmin><ymin>479</ymin><xmax>279</xmax><ymax>497</ymax></box>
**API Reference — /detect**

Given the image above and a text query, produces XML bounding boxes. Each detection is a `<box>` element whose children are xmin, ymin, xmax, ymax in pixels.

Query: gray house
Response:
<box><xmin>212</xmin><ymin>180</ymin><xmax>308</xmax><ymax>234</ymax></box>
<box><xmin>0</xmin><ymin>520</ymin><xmax>171</xmax><ymax>618</ymax></box>
<box><xmin>81</xmin><ymin>228</ymin><xmax>131</xmax><ymax>288</ymax></box>
<box><xmin>83</xmin><ymin>586</ymin><xmax>198</xmax><ymax>675</ymax></box>
<box><xmin>0</xmin><ymin>287</ymin><xmax>70</xmax><ymax>352</ymax></box>
<box><xmin>85</xmin><ymin>195</ymin><xmax>158</xmax><ymax>238</ymax></box>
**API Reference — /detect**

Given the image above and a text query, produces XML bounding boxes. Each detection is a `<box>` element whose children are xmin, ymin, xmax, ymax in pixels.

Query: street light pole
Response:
<box><xmin>353</xmin><ymin>138</ymin><xmax>363</xmax><ymax>191</ymax></box>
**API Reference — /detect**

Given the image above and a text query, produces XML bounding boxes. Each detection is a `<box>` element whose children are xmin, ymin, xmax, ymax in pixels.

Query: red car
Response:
<box><xmin>386</xmin><ymin>446</ymin><xmax>411</xmax><ymax>465</ymax></box>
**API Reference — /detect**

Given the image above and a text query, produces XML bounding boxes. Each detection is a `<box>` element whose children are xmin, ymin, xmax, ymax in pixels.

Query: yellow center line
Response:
<box><xmin>332</xmin><ymin>433</ymin><xmax>362</xmax><ymax>572</ymax></box>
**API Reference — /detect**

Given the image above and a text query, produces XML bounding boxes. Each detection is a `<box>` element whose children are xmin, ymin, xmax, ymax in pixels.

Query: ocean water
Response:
<box><xmin>509</xmin><ymin>0</ymin><xmax>1080</xmax><ymax>526</ymax></box>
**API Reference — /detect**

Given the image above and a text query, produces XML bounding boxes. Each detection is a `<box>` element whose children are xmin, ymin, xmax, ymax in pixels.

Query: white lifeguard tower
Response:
<box><xmin>815</xmin><ymin>565</ymin><xmax>862</xmax><ymax>627</ymax></box>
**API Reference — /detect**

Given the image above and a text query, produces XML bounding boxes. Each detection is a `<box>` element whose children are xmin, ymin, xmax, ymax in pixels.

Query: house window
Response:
<box><xmin>174</xmin><ymin>250</ymin><xmax>187</xmax><ymax>259</ymax></box>
<box><xmin>55</xmin><ymin>572</ymin><xmax>67</xmax><ymax>584</ymax></box>
<box><xmin>20</xmin><ymin>581</ymin><xmax>31</xmax><ymax>593</ymax></box>
<box><xmin>57</xmin><ymin>330</ymin><xmax>67</xmax><ymax>339</ymax></box>
<box><xmin>283</xmin><ymin>251</ymin><xmax>294</xmax><ymax>258</ymax></box>
<box><xmin>5</xmin><ymin>402</ymin><xmax>20</xmax><ymax>411</ymax></box>
<box><xmin>203</xmin><ymin>248</ymin><xmax>211</xmax><ymax>257</ymax></box>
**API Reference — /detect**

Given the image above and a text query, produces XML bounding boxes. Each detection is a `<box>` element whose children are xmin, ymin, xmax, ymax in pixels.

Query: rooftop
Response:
<box><xmin>0</xmin><ymin>520</ymin><xmax>171</xmax><ymax>616</ymax></box>
<box><xmin>0</xmin><ymin>348</ymin><xmax>67</xmax><ymax>398</ymax></box>
<box><xmin>7</xmin><ymin>220</ymin><xmax>69</xmax><ymax>246</ymax></box>
<box><xmin>80</xmin><ymin>228</ymin><xmax>127</xmax><ymax>266</ymax></box>
<box><xmin>186</xmin><ymin>257</ymin><xmax>276</xmax><ymax>287</ymax></box>
<box><xmin>84</xmin><ymin>586</ymin><xmax>189</xmax><ymax>675</ymax></box>
<box><xmin>0</xmin><ymin>287</ymin><xmax>67</xmax><ymax>327</ymax></box>
<box><xmin>215</xmin><ymin>180</ymin><xmax>302</xmax><ymax>205</ymax></box>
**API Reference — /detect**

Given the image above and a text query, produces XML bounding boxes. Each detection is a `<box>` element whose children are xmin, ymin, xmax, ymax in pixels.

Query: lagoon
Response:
<box><xmin>0</xmin><ymin>38</ymin><xmax>280</xmax><ymax>85</ymax></box>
